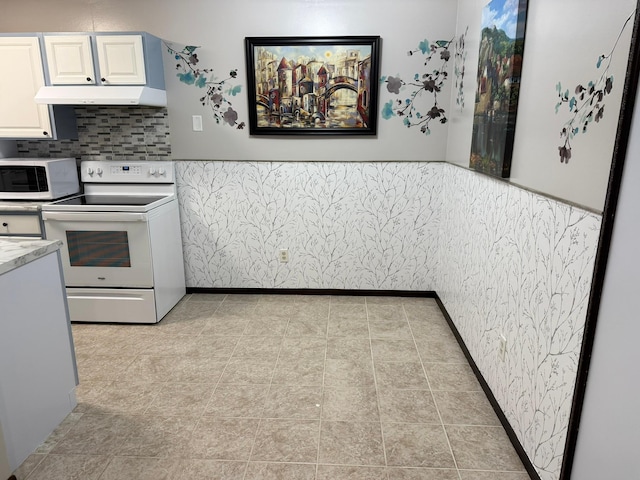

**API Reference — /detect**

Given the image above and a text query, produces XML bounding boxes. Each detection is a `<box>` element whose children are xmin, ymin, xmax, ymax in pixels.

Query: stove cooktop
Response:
<box><xmin>42</xmin><ymin>193</ymin><xmax>176</xmax><ymax>213</ymax></box>
<box><xmin>51</xmin><ymin>195</ymin><xmax>168</xmax><ymax>207</ymax></box>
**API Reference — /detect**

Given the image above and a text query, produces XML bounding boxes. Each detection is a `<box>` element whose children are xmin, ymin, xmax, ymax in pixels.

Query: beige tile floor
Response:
<box><xmin>13</xmin><ymin>294</ymin><xmax>530</xmax><ymax>480</ymax></box>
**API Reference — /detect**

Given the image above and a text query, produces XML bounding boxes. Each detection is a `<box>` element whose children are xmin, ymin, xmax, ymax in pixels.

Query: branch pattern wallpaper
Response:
<box><xmin>437</xmin><ymin>163</ymin><xmax>601</xmax><ymax>480</ymax></box>
<box><xmin>175</xmin><ymin>160</ymin><xmax>601</xmax><ymax>480</ymax></box>
<box><xmin>175</xmin><ymin>161</ymin><xmax>442</xmax><ymax>290</ymax></box>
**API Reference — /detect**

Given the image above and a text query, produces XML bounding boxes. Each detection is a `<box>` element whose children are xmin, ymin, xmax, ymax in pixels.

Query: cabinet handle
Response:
<box><xmin>101</xmin><ymin>77</ymin><xmax>107</xmax><ymax>82</ymax></box>
<box><xmin>43</xmin><ymin>131</ymin><xmax>49</xmax><ymax>136</ymax></box>
<box><xmin>2</xmin><ymin>222</ymin><xmax>8</xmax><ymax>227</ymax></box>
<box><xmin>86</xmin><ymin>77</ymin><xmax>92</xmax><ymax>82</ymax></box>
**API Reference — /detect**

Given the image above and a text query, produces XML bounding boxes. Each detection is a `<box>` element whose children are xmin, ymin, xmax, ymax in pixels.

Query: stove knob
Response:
<box><xmin>96</xmin><ymin>167</ymin><xmax>103</xmax><ymax>176</ymax></box>
<box><xmin>86</xmin><ymin>167</ymin><xmax>94</xmax><ymax>176</ymax></box>
<box><xmin>158</xmin><ymin>167</ymin><xmax>166</xmax><ymax>176</ymax></box>
<box><xmin>149</xmin><ymin>167</ymin><xmax>157</xmax><ymax>176</ymax></box>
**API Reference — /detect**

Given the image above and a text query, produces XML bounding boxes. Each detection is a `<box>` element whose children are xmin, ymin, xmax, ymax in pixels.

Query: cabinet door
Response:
<box><xmin>0</xmin><ymin>37</ymin><xmax>53</xmax><ymax>138</ymax></box>
<box><xmin>95</xmin><ymin>35</ymin><xmax>146</xmax><ymax>85</ymax></box>
<box><xmin>44</xmin><ymin>35</ymin><xmax>95</xmax><ymax>85</ymax></box>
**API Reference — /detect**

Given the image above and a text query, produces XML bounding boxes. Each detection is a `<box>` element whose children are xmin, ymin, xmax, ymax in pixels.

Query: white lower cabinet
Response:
<box><xmin>0</xmin><ymin>250</ymin><xmax>78</xmax><ymax>473</ymax></box>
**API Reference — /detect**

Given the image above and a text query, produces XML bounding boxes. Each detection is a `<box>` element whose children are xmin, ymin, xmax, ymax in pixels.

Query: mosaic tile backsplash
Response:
<box><xmin>17</xmin><ymin>106</ymin><xmax>171</xmax><ymax>161</ymax></box>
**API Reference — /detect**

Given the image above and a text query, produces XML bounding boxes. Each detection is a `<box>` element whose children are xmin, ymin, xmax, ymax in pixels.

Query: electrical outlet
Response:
<box><xmin>279</xmin><ymin>249</ymin><xmax>289</xmax><ymax>263</ymax></box>
<box><xmin>499</xmin><ymin>334</ymin><xmax>507</xmax><ymax>361</ymax></box>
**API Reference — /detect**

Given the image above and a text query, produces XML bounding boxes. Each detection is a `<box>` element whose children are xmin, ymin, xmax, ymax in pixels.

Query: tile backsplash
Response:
<box><xmin>17</xmin><ymin>106</ymin><xmax>171</xmax><ymax>161</ymax></box>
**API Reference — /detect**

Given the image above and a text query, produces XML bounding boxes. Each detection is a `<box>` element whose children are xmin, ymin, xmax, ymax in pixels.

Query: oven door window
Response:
<box><xmin>66</xmin><ymin>230</ymin><xmax>131</xmax><ymax>267</ymax></box>
<box><xmin>42</xmin><ymin>213</ymin><xmax>153</xmax><ymax>288</ymax></box>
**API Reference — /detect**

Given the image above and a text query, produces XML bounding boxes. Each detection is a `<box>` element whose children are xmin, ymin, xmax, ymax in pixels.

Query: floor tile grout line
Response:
<box><xmin>18</xmin><ymin>452</ymin><xmax>48</xmax><ymax>480</ymax></box>
<box><xmin>403</xmin><ymin>303</ymin><xmax>463</xmax><ymax>480</ymax></box>
<box><xmin>195</xmin><ymin>299</ymin><xmax>256</xmax><ymax>478</ymax></box>
<box><xmin>205</xmin><ymin>297</ymin><xmax>264</xmax><ymax>480</ymax></box>
<box><xmin>194</xmin><ymin>297</ymin><xmax>238</xmax><ymax>372</ymax></box>
<box><xmin>242</xmin><ymin>311</ymin><xmax>290</xmax><ymax>480</ymax></box>
<box><xmin>314</xmin><ymin>300</ymin><xmax>331</xmax><ymax>479</ymax></box>
<box><xmin>364</xmin><ymin>297</ymin><xmax>389</xmax><ymax>474</ymax></box>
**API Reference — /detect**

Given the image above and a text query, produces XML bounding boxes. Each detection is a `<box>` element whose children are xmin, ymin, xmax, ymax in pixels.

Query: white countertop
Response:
<box><xmin>0</xmin><ymin>238</ymin><xmax>62</xmax><ymax>276</ymax></box>
<box><xmin>0</xmin><ymin>201</ymin><xmax>48</xmax><ymax>212</ymax></box>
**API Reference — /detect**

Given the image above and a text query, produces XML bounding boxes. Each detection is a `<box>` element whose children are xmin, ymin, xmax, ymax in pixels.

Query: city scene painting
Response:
<box><xmin>245</xmin><ymin>36</ymin><xmax>381</xmax><ymax>135</ymax></box>
<box><xmin>470</xmin><ymin>0</ymin><xmax>528</xmax><ymax>178</ymax></box>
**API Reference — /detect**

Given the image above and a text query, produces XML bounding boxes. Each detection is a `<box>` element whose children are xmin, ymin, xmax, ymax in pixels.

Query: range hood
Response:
<box><xmin>34</xmin><ymin>86</ymin><xmax>167</xmax><ymax>107</ymax></box>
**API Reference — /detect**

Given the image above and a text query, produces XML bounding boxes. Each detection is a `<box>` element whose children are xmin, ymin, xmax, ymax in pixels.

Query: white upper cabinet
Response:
<box><xmin>42</xmin><ymin>33</ymin><xmax>164</xmax><ymax>89</ymax></box>
<box><xmin>95</xmin><ymin>35</ymin><xmax>146</xmax><ymax>85</ymax></box>
<box><xmin>0</xmin><ymin>37</ymin><xmax>54</xmax><ymax>138</ymax></box>
<box><xmin>44</xmin><ymin>35</ymin><xmax>96</xmax><ymax>85</ymax></box>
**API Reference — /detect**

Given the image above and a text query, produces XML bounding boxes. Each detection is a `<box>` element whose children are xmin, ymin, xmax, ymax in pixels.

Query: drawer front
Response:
<box><xmin>0</xmin><ymin>213</ymin><xmax>42</xmax><ymax>236</ymax></box>
<box><xmin>66</xmin><ymin>288</ymin><xmax>157</xmax><ymax>323</ymax></box>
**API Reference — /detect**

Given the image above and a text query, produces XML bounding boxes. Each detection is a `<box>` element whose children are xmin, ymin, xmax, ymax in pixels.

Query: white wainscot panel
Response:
<box><xmin>437</xmin><ymin>164</ymin><xmax>601</xmax><ymax>480</ymax></box>
<box><xmin>175</xmin><ymin>161</ymin><xmax>442</xmax><ymax>290</ymax></box>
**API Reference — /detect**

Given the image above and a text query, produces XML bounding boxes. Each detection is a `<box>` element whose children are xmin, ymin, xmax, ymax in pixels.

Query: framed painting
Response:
<box><xmin>470</xmin><ymin>0</ymin><xmax>528</xmax><ymax>178</ymax></box>
<box><xmin>244</xmin><ymin>36</ymin><xmax>381</xmax><ymax>135</ymax></box>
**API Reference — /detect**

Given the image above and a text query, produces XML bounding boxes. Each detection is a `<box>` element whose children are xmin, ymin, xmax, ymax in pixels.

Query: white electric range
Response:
<box><xmin>41</xmin><ymin>161</ymin><xmax>186</xmax><ymax>324</ymax></box>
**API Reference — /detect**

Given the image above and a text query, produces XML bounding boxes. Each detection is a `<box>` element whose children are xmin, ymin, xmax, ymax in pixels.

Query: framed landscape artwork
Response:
<box><xmin>470</xmin><ymin>0</ymin><xmax>528</xmax><ymax>178</ymax></box>
<box><xmin>245</xmin><ymin>36</ymin><xmax>382</xmax><ymax>135</ymax></box>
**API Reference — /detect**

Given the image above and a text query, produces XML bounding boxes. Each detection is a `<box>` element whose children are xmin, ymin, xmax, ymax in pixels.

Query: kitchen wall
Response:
<box><xmin>570</xmin><ymin>65</ymin><xmax>640</xmax><ymax>480</ymax></box>
<box><xmin>176</xmin><ymin>160</ymin><xmax>441</xmax><ymax>289</ymax></box>
<box><xmin>1</xmin><ymin>1</ymin><xmax>629</xmax><ymax>480</ymax></box>
<box><xmin>437</xmin><ymin>2</ymin><xmax>634</xmax><ymax>478</ymax></box>
<box><xmin>437</xmin><ymin>163</ymin><xmax>601</xmax><ymax>479</ymax></box>
<box><xmin>446</xmin><ymin>0</ymin><xmax>634</xmax><ymax>212</ymax></box>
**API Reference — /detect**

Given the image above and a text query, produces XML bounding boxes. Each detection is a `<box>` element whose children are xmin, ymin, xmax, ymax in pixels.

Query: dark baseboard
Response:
<box><xmin>186</xmin><ymin>287</ymin><xmax>438</xmax><ymax>298</ymax></box>
<box><xmin>434</xmin><ymin>294</ymin><xmax>540</xmax><ymax>480</ymax></box>
<box><xmin>186</xmin><ymin>287</ymin><xmax>538</xmax><ymax>479</ymax></box>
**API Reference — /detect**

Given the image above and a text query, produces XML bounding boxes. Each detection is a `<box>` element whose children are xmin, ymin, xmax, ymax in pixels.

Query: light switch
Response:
<box><xmin>192</xmin><ymin>115</ymin><xmax>203</xmax><ymax>132</ymax></box>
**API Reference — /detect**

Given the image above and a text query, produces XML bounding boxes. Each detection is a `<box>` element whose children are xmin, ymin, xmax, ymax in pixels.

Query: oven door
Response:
<box><xmin>42</xmin><ymin>211</ymin><xmax>153</xmax><ymax>288</ymax></box>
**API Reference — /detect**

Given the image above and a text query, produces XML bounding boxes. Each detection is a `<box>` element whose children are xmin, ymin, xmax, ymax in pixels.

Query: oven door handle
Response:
<box><xmin>41</xmin><ymin>211</ymin><xmax>148</xmax><ymax>223</ymax></box>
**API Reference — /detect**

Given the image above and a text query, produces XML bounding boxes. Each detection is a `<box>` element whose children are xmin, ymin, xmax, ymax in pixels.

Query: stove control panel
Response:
<box><xmin>81</xmin><ymin>161</ymin><xmax>174</xmax><ymax>183</ymax></box>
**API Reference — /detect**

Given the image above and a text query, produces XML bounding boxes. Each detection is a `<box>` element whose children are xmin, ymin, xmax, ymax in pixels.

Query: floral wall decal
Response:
<box><xmin>555</xmin><ymin>10</ymin><xmax>635</xmax><ymax>163</ymax></box>
<box><xmin>454</xmin><ymin>27</ymin><xmax>469</xmax><ymax>110</ymax></box>
<box><xmin>381</xmin><ymin>31</ymin><xmax>468</xmax><ymax>136</ymax></box>
<box><xmin>165</xmin><ymin>43</ymin><xmax>245</xmax><ymax>129</ymax></box>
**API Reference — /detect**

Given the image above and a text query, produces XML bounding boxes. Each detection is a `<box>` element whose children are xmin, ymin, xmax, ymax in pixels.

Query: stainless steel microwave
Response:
<box><xmin>0</xmin><ymin>158</ymin><xmax>80</xmax><ymax>200</ymax></box>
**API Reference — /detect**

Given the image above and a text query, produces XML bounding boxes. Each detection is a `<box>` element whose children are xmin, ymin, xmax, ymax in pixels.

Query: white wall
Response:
<box><xmin>570</xmin><ymin>76</ymin><xmax>640</xmax><ymax>480</ymax></box>
<box><xmin>0</xmin><ymin>0</ymin><xmax>457</xmax><ymax>162</ymax></box>
<box><xmin>161</xmin><ymin>0</ymin><xmax>455</xmax><ymax>161</ymax></box>
<box><xmin>176</xmin><ymin>161</ymin><xmax>442</xmax><ymax>289</ymax></box>
<box><xmin>445</xmin><ymin>0</ymin><xmax>482</xmax><ymax>165</ymax></box>
<box><xmin>508</xmin><ymin>0</ymin><xmax>635</xmax><ymax>211</ymax></box>
<box><xmin>436</xmin><ymin>163</ymin><xmax>601</xmax><ymax>480</ymax></box>
<box><xmin>447</xmin><ymin>0</ymin><xmax>635</xmax><ymax>212</ymax></box>
<box><xmin>2</xmin><ymin>0</ymin><xmax>631</xmax><ymax>209</ymax></box>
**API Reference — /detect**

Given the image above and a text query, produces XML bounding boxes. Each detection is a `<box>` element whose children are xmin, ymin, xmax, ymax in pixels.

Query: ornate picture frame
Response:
<box><xmin>245</xmin><ymin>36</ymin><xmax>381</xmax><ymax>135</ymax></box>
